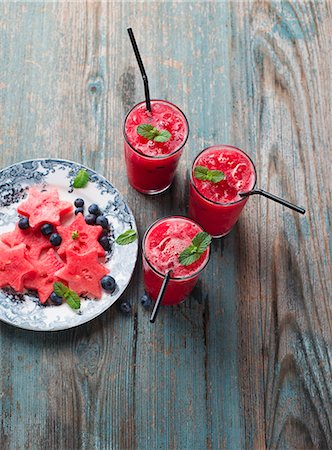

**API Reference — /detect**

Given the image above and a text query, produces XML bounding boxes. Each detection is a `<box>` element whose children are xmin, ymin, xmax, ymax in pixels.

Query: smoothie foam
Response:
<box><xmin>145</xmin><ymin>218</ymin><xmax>208</xmax><ymax>278</ymax></box>
<box><xmin>125</xmin><ymin>101</ymin><xmax>188</xmax><ymax>157</ymax></box>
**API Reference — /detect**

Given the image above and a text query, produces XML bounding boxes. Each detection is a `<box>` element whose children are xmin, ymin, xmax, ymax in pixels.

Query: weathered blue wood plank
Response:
<box><xmin>0</xmin><ymin>1</ymin><xmax>331</xmax><ymax>450</ymax></box>
<box><xmin>230</xmin><ymin>1</ymin><xmax>332</xmax><ymax>449</ymax></box>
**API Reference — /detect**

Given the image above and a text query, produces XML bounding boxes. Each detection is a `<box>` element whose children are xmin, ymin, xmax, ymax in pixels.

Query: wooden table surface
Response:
<box><xmin>0</xmin><ymin>2</ymin><xmax>331</xmax><ymax>449</ymax></box>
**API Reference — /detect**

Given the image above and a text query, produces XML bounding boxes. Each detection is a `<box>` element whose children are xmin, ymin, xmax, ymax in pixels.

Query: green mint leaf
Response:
<box><xmin>178</xmin><ymin>247</ymin><xmax>202</xmax><ymax>266</ymax></box>
<box><xmin>53</xmin><ymin>282</ymin><xmax>81</xmax><ymax>310</ymax></box>
<box><xmin>72</xmin><ymin>230</ymin><xmax>79</xmax><ymax>240</ymax></box>
<box><xmin>208</xmin><ymin>170</ymin><xmax>225</xmax><ymax>183</ymax></box>
<box><xmin>188</xmin><ymin>244</ymin><xmax>198</xmax><ymax>254</ymax></box>
<box><xmin>63</xmin><ymin>289</ymin><xmax>81</xmax><ymax>310</ymax></box>
<box><xmin>53</xmin><ymin>281</ymin><xmax>69</xmax><ymax>298</ymax></box>
<box><xmin>137</xmin><ymin>123</ymin><xmax>172</xmax><ymax>142</ymax></box>
<box><xmin>192</xmin><ymin>232</ymin><xmax>212</xmax><ymax>254</ymax></box>
<box><xmin>194</xmin><ymin>166</ymin><xmax>225</xmax><ymax>183</ymax></box>
<box><xmin>153</xmin><ymin>129</ymin><xmax>171</xmax><ymax>143</ymax></box>
<box><xmin>193</xmin><ymin>166</ymin><xmax>209</xmax><ymax>180</ymax></box>
<box><xmin>73</xmin><ymin>169</ymin><xmax>89</xmax><ymax>188</ymax></box>
<box><xmin>115</xmin><ymin>229</ymin><xmax>137</xmax><ymax>245</ymax></box>
<box><xmin>137</xmin><ymin>124</ymin><xmax>159</xmax><ymax>140</ymax></box>
<box><xmin>178</xmin><ymin>232</ymin><xmax>212</xmax><ymax>266</ymax></box>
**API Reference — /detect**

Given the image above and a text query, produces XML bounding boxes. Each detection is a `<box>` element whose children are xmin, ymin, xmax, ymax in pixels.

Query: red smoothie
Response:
<box><xmin>189</xmin><ymin>145</ymin><xmax>256</xmax><ymax>237</ymax></box>
<box><xmin>124</xmin><ymin>100</ymin><xmax>189</xmax><ymax>194</ymax></box>
<box><xmin>143</xmin><ymin>216</ymin><xmax>210</xmax><ymax>305</ymax></box>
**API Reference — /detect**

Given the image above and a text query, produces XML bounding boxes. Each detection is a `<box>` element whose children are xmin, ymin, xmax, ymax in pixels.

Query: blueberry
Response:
<box><xmin>101</xmin><ymin>275</ymin><xmax>116</xmax><ymax>293</ymax></box>
<box><xmin>85</xmin><ymin>214</ymin><xmax>96</xmax><ymax>225</ymax></box>
<box><xmin>41</xmin><ymin>223</ymin><xmax>54</xmax><ymax>236</ymax></box>
<box><xmin>99</xmin><ymin>235</ymin><xmax>111</xmax><ymax>251</ymax></box>
<box><xmin>118</xmin><ymin>299</ymin><xmax>132</xmax><ymax>315</ymax></box>
<box><xmin>75</xmin><ymin>207</ymin><xmax>84</xmax><ymax>215</ymax></box>
<box><xmin>96</xmin><ymin>215</ymin><xmax>109</xmax><ymax>229</ymax></box>
<box><xmin>50</xmin><ymin>233</ymin><xmax>62</xmax><ymax>246</ymax></box>
<box><xmin>140</xmin><ymin>293</ymin><xmax>153</xmax><ymax>310</ymax></box>
<box><xmin>74</xmin><ymin>198</ymin><xmax>84</xmax><ymax>207</ymax></box>
<box><xmin>88</xmin><ymin>204</ymin><xmax>101</xmax><ymax>216</ymax></box>
<box><xmin>18</xmin><ymin>217</ymin><xmax>29</xmax><ymax>230</ymax></box>
<box><xmin>50</xmin><ymin>292</ymin><xmax>63</xmax><ymax>305</ymax></box>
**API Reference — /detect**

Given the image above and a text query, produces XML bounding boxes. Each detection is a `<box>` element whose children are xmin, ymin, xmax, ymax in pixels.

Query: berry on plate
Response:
<box><xmin>41</xmin><ymin>223</ymin><xmax>54</xmax><ymax>236</ymax></box>
<box><xmin>50</xmin><ymin>233</ymin><xmax>62</xmax><ymax>246</ymax></box>
<box><xmin>96</xmin><ymin>215</ymin><xmax>109</xmax><ymax>229</ymax></box>
<box><xmin>88</xmin><ymin>204</ymin><xmax>101</xmax><ymax>216</ymax></box>
<box><xmin>18</xmin><ymin>217</ymin><xmax>29</xmax><ymax>230</ymax></box>
<box><xmin>85</xmin><ymin>214</ymin><xmax>96</xmax><ymax>225</ymax></box>
<box><xmin>74</xmin><ymin>198</ymin><xmax>84</xmax><ymax>208</ymax></box>
<box><xmin>99</xmin><ymin>235</ymin><xmax>111</xmax><ymax>251</ymax></box>
<box><xmin>50</xmin><ymin>291</ymin><xmax>63</xmax><ymax>305</ymax></box>
<box><xmin>101</xmin><ymin>275</ymin><xmax>116</xmax><ymax>293</ymax></box>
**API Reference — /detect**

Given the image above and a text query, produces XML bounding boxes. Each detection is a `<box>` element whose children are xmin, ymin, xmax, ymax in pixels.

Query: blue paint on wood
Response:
<box><xmin>271</xmin><ymin>1</ymin><xmax>319</xmax><ymax>41</ymax></box>
<box><xmin>0</xmin><ymin>1</ymin><xmax>331</xmax><ymax>449</ymax></box>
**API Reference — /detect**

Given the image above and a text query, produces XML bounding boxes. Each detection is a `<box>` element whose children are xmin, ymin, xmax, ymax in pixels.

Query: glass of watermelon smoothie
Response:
<box><xmin>142</xmin><ymin>216</ymin><xmax>210</xmax><ymax>306</ymax></box>
<box><xmin>123</xmin><ymin>100</ymin><xmax>189</xmax><ymax>194</ymax></box>
<box><xmin>189</xmin><ymin>145</ymin><xmax>257</xmax><ymax>237</ymax></box>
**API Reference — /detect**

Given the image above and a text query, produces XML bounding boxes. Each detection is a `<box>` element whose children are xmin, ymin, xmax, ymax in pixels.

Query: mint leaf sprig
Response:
<box><xmin>194</xmin><ymin>166</ymin><xmax>225</xmax><ymax>183</ymax></box>
<box><xmin>53</xmin><ymin>282</ymin><xmax>81</xmax><ymax>310</ymax></box>
<box><xmin>137</xmin><ymin>124</ymin><xmax>171</xmax><ymax>143</ymax></box>
<box><xmin>73</xmin><ymin>169</ymin><xmax>89</xmax><ymax>188</ymax></box>
<box><xmin>115</xmin><ymin>229</ymin><xmax>137</xmax><ymax>245</ymax></box>
<box><xmin>178</xmin><ymin>232</ymin><xmax>212</xmax><ymax>266</ymax></box>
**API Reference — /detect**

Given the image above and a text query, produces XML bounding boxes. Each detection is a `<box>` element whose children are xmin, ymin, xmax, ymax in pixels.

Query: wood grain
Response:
<box><xmin>231</xmin><ymin>1</ymin><xmax>332</xmax><ymax>449</ymax></box>
<box><xmin>0</xmin><ymin>1</ymin><xmax>331</xmax><ymax>449</ymax></box>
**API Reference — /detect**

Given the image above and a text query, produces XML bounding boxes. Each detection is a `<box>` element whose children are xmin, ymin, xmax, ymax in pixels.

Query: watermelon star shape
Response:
<box><xmin>17</xmin><ymin>187</ymin><xmax>73</xmax><ymax>228</ymax></box>
<box><xmin>0</xmin><ymin>243</ymin><xmax>36</xmax><ymax>292</ymax></box>
<box><xmin>57</xmin><ymin>213</ymin><xmax>105</xmax><ymax>258</ymax></box>
<box><xmin>24</xmin><ymin>249</ymin><xmax>65</xmax><ymax>304</ymax></box>
<box><xmin>0</xmin><ymin>224</ymin><xmax>52</xmax><ymax>260</ymax></box>
<box><xmin>55</xmin><ymin>249</ymin><xmax>109</xmax><ymax>299</ymax></box>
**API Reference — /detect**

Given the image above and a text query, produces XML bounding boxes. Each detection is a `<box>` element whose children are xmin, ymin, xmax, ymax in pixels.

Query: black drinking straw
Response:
<box><xmin>127</xmin><ymin>27</ymin><xmax>151</xmax><ymax>112</ymax></box>
<box><xmin>150</xmin><ymin>271</ymin><xmax>172</xmax><ymax>323</ymax></box>
<box><xmin>239</xmin><ymin>188</ymin><xmax>305</xmax><ymax>214</ymax></box>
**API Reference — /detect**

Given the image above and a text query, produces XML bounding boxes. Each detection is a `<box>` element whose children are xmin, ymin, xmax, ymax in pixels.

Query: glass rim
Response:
<box><xmin>142</xmin><ymin>215</ymin><xmax>210</xmax><ymax>281</ymax></box>
<box><xmin>190</xmin><ymin>144</ymin><xmax>257</xmax><ymax>206</ymax></box>
<box><xmin>123</xmin><ymin>99</ymin><xmax>190</xmax><ymax>160</ymax></box>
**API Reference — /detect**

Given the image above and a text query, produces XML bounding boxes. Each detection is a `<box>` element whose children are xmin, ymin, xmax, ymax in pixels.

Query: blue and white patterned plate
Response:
<box><xmin>0</xmin><ymin>159</ymin><xmax>138</xmax><ymax>331</ymax></box>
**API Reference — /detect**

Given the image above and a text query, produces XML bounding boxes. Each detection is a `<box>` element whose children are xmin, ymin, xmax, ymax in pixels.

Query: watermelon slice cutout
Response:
<box><xmin>57</xmin><ymin>213</ymin><xmax>105</xmax><ymax>258</ymax></box>
<box><xmin>0</xmin><ymin>186</ymin><xmax>113</xmax><ymax>304</ymax></box>
<box><xmin>0</xmin><ymin>243</ymin><xmax>36</xmax><ymax>292</ymax></box>
<box><xmin>1</xmin><ymin>224</ymin><xmax>52</xmax><ymax>260</ymax></box>
<box><xmin>55</xmin><ymin>249</ymin><xmax>109</xmax><ymax>299</ymax></box>
<box><xmin>17</xmin><ymin>187</ymin><xmax>73</xmax><ymax>228</ymax></box>
<box><xmin>24</xmin><ymin>249</ymin><xmax>65</xmax><ymax>304</ymax></box>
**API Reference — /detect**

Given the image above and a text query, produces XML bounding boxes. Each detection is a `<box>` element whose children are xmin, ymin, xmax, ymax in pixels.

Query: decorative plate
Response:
<box><xmin>0</xmin><ymin>159</ymin><xmax>138</xmax><ymax>331</ymax></box>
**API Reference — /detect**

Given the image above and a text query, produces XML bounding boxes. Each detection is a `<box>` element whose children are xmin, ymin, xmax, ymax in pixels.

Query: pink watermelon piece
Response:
<box><xmin>57</xmin><ymin>213</ymin><xmax>105</xmax><ymax>258</ymax></box>
<box><xmin>17</xmin><ymin>187</ymin><xmax>73</xmax><ymax>228</ymax></box>
<box><xmin>24</xmin><ymin>249</ymin><xmax>65</xmax><ymax>304</ymax></box>
<box><xmin>0</xmin><ymin>242</ymin><xmax>36</xmax><ymax>292</ymax></box>
<box><xmin>1</xmin><ymin>224</ymin><xmax>52</xmax><ymax>260</ymax></box>
<box><xmin>55</xmin><ymin>249</ymin><xmax>109</xmax><ymax>299</ymax></box>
